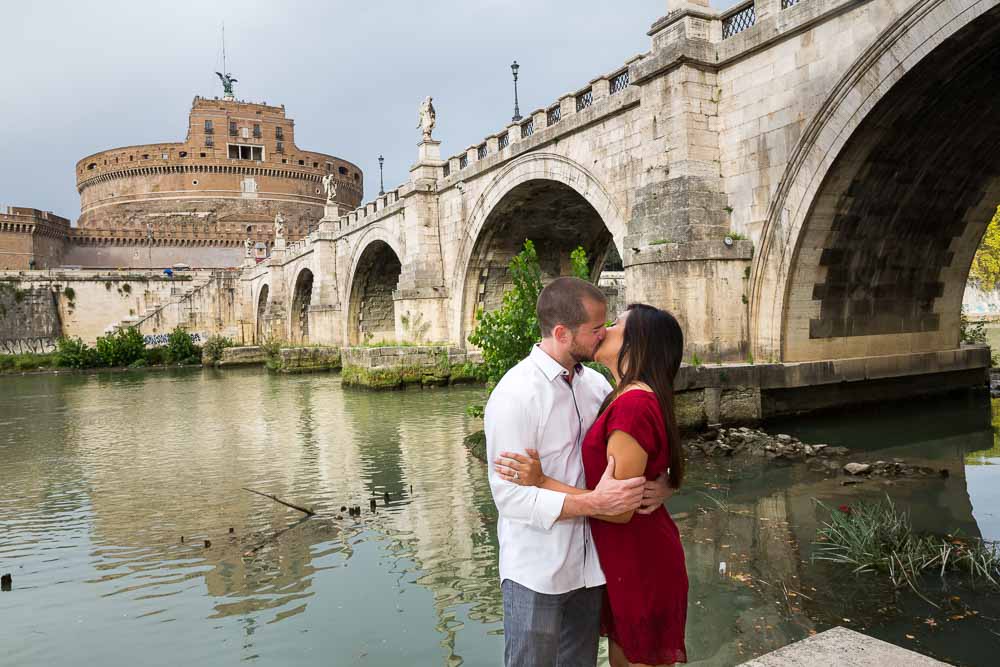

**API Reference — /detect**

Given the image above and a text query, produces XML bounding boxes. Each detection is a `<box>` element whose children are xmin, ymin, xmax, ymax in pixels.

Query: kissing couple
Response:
<box><xmin>487</xmin><ymin>277</ymin><xmax>688</xmax><ymax>667</ymax></box>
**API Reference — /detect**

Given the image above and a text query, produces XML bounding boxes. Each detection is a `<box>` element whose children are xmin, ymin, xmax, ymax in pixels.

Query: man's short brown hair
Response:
<box><xmin>536</xmin><ymin>277</ymin><xmax>608</xmax><ymax>337</ymax></box>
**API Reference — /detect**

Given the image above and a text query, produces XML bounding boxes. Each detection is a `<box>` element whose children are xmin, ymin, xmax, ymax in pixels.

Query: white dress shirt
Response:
<box><xmin>485</xmin><ymin>345</ymin><xmax>613</xmax><ymax>594</ymax></box>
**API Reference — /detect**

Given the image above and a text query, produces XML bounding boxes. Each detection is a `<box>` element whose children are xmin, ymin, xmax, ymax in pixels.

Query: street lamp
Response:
<box><xmin>378</xmin><ymin>154</ymin><xmax>385</xmax><ymax>196</ymax></box>
<box><xmin>511</xmin><ymin>61</ymin><xmax>522</xmax><ymax>122</ymax></box>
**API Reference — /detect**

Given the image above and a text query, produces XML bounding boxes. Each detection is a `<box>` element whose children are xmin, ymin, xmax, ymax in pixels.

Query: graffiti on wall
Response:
<box><xmin>143</xmin><ymin>332</ymin><xmax>206</xmax><ymax>348</ymax></box>
<box><xmin>0</xmin><ymin>337</ymin><xmax>57</xmax><ymax>354</ymax></box>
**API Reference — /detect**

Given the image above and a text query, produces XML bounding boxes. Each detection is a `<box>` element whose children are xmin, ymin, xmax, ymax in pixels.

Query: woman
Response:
<box><xmin>495</xmin><ymin>304</ymin><xmax>688</xmax><ymax>666</ymax></box>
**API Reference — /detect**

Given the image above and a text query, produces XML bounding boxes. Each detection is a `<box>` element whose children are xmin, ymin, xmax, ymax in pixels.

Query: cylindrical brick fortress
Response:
<box><xmin>74</xmin><ymin>97</ymin><xmax>363</xmax><ymax>249</ymax></box>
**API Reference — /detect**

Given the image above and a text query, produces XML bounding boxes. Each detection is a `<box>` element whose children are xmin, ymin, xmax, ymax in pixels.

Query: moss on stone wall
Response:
<box><xmin>341</xmin><ymin>361</ymin><xmax>482</xmax><ymax>389</ymax></box>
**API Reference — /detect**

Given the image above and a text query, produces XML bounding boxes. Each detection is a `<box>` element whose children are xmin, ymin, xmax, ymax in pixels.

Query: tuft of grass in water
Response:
<box><xmin>812</xmin><ymin>497</ymin><xmax>1000</xmax><ymax>605</ymax></box>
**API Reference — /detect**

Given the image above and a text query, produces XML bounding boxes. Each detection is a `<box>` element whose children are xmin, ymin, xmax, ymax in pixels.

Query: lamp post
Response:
<box><xmin>511</xmin><ymin>61</ymin><xmax>522</xmax><ymax>122</ymax></box>
<box><xmin>378</xmin><ymin>155</ymin><xmax>385</xmax><ymax>196</ymax></box>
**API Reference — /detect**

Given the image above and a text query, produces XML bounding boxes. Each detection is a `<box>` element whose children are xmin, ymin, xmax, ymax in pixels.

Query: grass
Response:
<box><xmin>0</xmin><ymin>352</ymin><xmax>59</xmax><ymax>373</ymax></box>
<box><xmin>813</xmin><ymin>497</ymin><xmax>1000</xmax><ymax>605</ymax></box>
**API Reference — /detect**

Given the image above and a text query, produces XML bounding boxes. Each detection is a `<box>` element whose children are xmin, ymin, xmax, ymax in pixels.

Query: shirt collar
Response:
<box><xmin>530</xmin><ymin>344</ymin><xmax>583</xmax><ymax>383</ymax></box>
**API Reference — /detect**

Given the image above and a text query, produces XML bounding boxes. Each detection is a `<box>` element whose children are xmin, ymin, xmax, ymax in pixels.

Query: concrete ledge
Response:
<box><xmin>341</xmin><ymin>345</ymin><xmax>478</xmax><ymax>389</ymax></box>
<box><xmin>672</xmin><ymin>347</ymin><xmax>989</xmax><ymax>428</ymax></box>
<box><xmin>217</xmin><ymin>346</ymin><xmax>267</xmax><ymax>367</ymax></box>
<box><xmin>272</xmin><ymin>347</ymin><xmax>341</xmax><ymax>374</ymax></box>
<box><xmin>739</xmin><ymin>627</ymin><xmax>949</xmax><ymax>666</ymax></box>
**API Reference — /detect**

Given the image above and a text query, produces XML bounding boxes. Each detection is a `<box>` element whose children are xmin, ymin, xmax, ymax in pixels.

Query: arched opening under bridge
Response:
<box><xmin>349</xmin><ymin>241</ymin><xmax>402</xmax><ymax>345</ymax></box>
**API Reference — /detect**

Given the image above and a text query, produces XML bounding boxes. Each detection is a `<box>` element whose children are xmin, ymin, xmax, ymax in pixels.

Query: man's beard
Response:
<box><xmin>569</xmin><ymin>338</ymin><xmax>597</xmax><ymax>363</ymax></box>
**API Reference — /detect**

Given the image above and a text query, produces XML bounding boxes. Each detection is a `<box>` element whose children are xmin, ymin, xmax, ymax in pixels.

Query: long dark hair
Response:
<box><xmin>601</xmin><ymin>303</ymin><xmax>685</xmax><ymax>488</ymax></box>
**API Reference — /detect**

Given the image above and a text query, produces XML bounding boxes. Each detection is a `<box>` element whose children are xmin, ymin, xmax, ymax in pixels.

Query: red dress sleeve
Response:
<box><xmin>603</xmin><ymin>391</ymin><xmax>662</xmax><ymax>457</ymax></box>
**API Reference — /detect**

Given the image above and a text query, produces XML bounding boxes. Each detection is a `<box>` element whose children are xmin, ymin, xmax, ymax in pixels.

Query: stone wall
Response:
<box><xmin>0</xmin><ymin>282</ymin><xmax>61</xmax><ymax>353</ymax></box>
<box><xmin>341</xmin><ymin>345</ymin><xmax>475</xmax><ymax>388</ymax></box>
<box><xmin>0</xmin><ymin>269</ymin><xmax>216</xmax><ymax>344</ymax></box>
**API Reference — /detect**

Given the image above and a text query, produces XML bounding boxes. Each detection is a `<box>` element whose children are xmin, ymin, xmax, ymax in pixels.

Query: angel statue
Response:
<box><xmin>417</xmin><ymin>96</ymin><xmax>436</xmax><ymax>141</ymax></box>
<box><xmin>274</xmin><ymin>211</ymin><xmax>286</xmax><ymax>241</ymax></box>
<box><xmin>215</xmin><ymin>71</ymin><xmax>238</xmax><ymax>97</ymax></box>
<box><xmin>244</xmin><ymin>237</ymin><xmax>254</xmax><ymax>258</ymax></box>
<box><xmin>322</xmin><ymin>173</ymin><xmax>337</xmax><ymax>203</ymax></box>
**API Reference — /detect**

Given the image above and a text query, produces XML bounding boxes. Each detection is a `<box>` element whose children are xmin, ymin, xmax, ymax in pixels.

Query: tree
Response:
<box><xmin>468</xmin><ymin>240</ymin><xmax>543</xmax><ymax>386</ymax></box>
<box><xmin>969</xmin><ymin>205</ymin><xmax>1000</xmax><ymax>291</ymax></box>
<box><xmin>467</xmin><ymin>242</ymin><xmax>596</xmax><ymax>388</ymax></box>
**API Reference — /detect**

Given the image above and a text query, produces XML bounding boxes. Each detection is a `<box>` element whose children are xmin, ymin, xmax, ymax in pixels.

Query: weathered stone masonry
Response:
<box><xmin>231</xmin><ymin>0</ymin><xmax>997</xmax><ymax>404</ymax></box>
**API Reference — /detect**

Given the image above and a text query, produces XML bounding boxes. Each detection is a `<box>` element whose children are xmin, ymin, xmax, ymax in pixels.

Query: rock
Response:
<box><xmin>777</xmin><ymin>434</ymin><xmax>793</xmax><ymax>443</ymax></box>
<box><xmin>844</xmin><ymin>463</ymin><xmax>872</xmax><ymax>476</ymax></box>
<box><xmin>825</xmin><ymin>446</ymin><xmax>850</xmax><ymax>457</ymax></box>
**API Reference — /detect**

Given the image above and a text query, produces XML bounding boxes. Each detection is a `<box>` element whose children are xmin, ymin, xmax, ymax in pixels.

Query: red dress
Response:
<box><xmin>583</xmin><ymin>390</ymin><xmax>688</xmax><ymax>665</ymax></box>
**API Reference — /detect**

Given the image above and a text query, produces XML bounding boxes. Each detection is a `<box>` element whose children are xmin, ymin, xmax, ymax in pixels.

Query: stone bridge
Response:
<box><xmin>242</xmin><ymin>0</ymin><xmax>1000</xmax><ymax>388</ymax></box>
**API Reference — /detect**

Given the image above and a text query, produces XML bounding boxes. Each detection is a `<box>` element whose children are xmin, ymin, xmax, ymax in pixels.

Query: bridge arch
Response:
<box><xmin>290</xmin><ymin>268</ymin><xmax>314</xmax><ymax>344</ymax></box>
<box><xmin>347</xmin><ymin>231</ymin><xmax>404</xmax><ymax>345</ymax></box>
<box><xmin>255</xmin><ymin>283</ymin><xmax>270</xmax><ymax>343</ymax></box>
<box><xmin>453</xmin><ymin>153</ymin><xmax>626</xmax><ymax>343</ymax></box>
<box><xmin>751</xmin><ymin>0</ymin><xmax>1000</xmax><ymax>362</ymax></box>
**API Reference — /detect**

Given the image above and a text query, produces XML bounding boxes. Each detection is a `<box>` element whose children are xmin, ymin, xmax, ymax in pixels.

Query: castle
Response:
<box><xmin>0</xmin><ymin>86</ymin><xmax>363</xmax><ymax>270</ymax></box>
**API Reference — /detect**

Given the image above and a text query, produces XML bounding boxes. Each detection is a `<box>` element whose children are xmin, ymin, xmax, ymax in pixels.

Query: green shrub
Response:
<box><xmin>143</xmin><ymin>346</ymin><xmax>167</xmax><ymax>366</ymax></box>
<box><xmin>95</xmin><ymin>327</ymin><xmax>145</xmax><ymax>367</ymax></box>
<box><xmin>960</xmin><ymin>312</ymin><xmax>988</xmax><ymax>344</ymax></box>
<box><xmin>128</xmin><ymin>358</ymin><xmax>148</xmax><ymax>368</ymax></box>
<box><xmin>55</xmin><ymin>337</ymin><xmax>102</xmax><ymax>369</ymax></box>
<box><xmin>468</xmin><ymin>240</ymin><xmax>544</xmax><ymax>386</ymax></box>
<box><xmin>202</xmin><ymin>335</ymin><xmax>235</xmax><ymax>364</ymax></box>
<box><xmin>570</xmin><ymin>246</ymin><xmax>590</xmax><ymax>281</ymax></box>
<box><xmin>165</xmin><ymin>326</ymin><xmax>198</xmax><ymax>364</ymax></box>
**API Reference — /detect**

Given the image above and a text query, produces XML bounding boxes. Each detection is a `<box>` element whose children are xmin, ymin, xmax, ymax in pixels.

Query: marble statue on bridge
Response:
<box><xmin>417</xmin><ymin>96</ymin><xmax>436</xmax><ymax>142</ymax></box>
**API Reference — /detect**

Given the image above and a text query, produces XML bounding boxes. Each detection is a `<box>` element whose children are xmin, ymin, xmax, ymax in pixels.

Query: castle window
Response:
<box><xmin>298</xmin><ymin>159</ymin><xmax>304</xmax><ymax>165</ymax></box>
<box><xmin>129</xmin><ymin>155</ymin><xmax>134</xmax><ymax>161</ymax></box>
<box><xmin>161</xmin><ymin>153</ymin><xmax>168</xmax><ymax>160</ymax></box>
<box><xmin>179</xmin><ymin>151</ymin><xmax>187</xmax><ymax>158</ymax></box>
<box><xmin>282</xmin><ymin>159</ymin><xmax>287</xmax><ymax>164</ymax></box>
<box><xmin>276</xmin><ymin>141</ymin><xmax>284</xmax><ymax>153</ymax></box>
<box><xmin>253</xmin><ymin>124</ymin><xmax>261</xmax><ymax>138</ymax></box>
<box><xmin>87</xmin><ymin>163</ymin><xmax>96</xmax><ymax>170</ymax></box>
<box><xmin>241</xmin><ymin>127</ymin><xmax>249</xmax><ymax>139</ymax></box>
<box><xmin>142</xmin><ymin>154</ymin><xmax>149</xmax><ymax>160</ymax></box>
<box><xmin>200</xmin><ymin>152</ymin><xmax>207</xmax><ymax>158</ymax></box>
<box><xmin>339</xmin><ymin>166</ymin><xmax>348</xmax><ymax>175</ymax></box>
<box><xmin>205</xmin><ymin>136</ymin><xmax>214</xmax><ymax>147</ymax></box>
<box><xmin>275</xmin><ymin>126</ymin><xmax>284</xmax><ymax>140</ymax></box>
<box><xmin>228</xmin><ymin>144</ymin><xmax>264</xmax><ymax>161</ymax></box>
<box><xmin>313</xmin><ymin>162</ymin><xmax>319</xmax><ymax>168</ymax></box>
<box><xmin>204</xmin><ymin>120</ymin><xmax>214</xmax><ymax>134</ymax></box>
<box><xmin>229</xmin><ymin>121</ymin><xmax>237</xmax><ymax>137</ymax></box>
<box><xmin>354</xmin><ymin>173</ymin><xmax>360</xmax><ymax>181</ymax></box>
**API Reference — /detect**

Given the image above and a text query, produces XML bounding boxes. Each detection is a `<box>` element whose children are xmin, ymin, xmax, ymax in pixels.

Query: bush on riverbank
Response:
<box><xmin>0</xmin><ymin>352</ymin><xmax>59</xmax><ymax>372</ymax></box>
<box><xmin>813</xmin><ymin>497</ymin><xmax>1000</xmax><ymax>597</ymax></box>
<box><xmin>95</xmin><ymin>327</ymin><xmax>146</xmax><ymax>367</ymax></box>
<box><xmin>165</xmin><ymin>326</ymin><xmax>202</xmax><ymax>364</ymax></box>
<box><xmin>202</xmin><ymin>335</ymin><xmax>235</xmax><ymax>365</ymax></box>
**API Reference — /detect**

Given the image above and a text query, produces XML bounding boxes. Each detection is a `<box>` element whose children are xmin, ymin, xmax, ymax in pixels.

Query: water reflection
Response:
<box><xmin>1</xmin><ymin>372</ymin><xmax>999</xmax><ymax>666</ymax></box>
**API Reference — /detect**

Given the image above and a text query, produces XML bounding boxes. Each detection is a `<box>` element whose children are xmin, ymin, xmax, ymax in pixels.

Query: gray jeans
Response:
<box><xmin>502</xmin><ymin>578</ymin><xmax>604</xmax><ymax>667</ymax></box>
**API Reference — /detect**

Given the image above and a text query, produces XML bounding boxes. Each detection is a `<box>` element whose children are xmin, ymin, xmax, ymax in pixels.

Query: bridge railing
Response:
<box><xmin>443</xmin><ymin>59</ymin><xmax>639</xmax><ymax>179</ymax></box>
<box><xmin>722</xmin><ymin>2</ymin><xmax>757</xmax><ymax>39</ymax></box>
<box><xmin>720</xmin><ymin>0</ymin><xmax>810</xmax><ymax>40</ymax></box>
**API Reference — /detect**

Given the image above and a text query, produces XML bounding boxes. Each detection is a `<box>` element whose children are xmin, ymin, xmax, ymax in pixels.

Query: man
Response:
<box><xmin>485</xmin><ymin>277</ymin><xmax>672</xmax><ymax>667</ymax></box>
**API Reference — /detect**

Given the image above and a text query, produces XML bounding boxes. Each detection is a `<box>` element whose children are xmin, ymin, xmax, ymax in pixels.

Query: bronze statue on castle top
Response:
<box><xmin>215</xmin><ymin>72</ymin><xmax>238</xmax><ymax>98</ymax></box>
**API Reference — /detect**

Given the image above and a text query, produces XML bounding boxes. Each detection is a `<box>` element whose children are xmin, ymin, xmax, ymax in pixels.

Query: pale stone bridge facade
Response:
<box><xmin>243</xmin><ymin>0</ymin><xmax>1000</xmax><ymax>382</ymax></box>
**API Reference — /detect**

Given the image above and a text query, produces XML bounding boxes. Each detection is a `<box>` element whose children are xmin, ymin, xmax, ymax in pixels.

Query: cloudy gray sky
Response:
<box><xmin>0</xmin><ymin>0</ymin><xmax>739</xmax><ymax>221</ymax></box>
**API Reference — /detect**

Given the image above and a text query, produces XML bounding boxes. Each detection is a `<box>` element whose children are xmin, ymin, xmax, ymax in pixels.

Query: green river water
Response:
<box><xmin>1</xmin><ymin>368</ymin><xmax>998</xmax><ymax>666</ymax></box>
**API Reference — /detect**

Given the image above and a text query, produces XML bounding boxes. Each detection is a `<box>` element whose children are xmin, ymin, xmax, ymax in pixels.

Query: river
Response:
<box><xmin>0</xmin><ymin>368</ymin><xmax>998</xmax><ymax>666</ymax></box>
